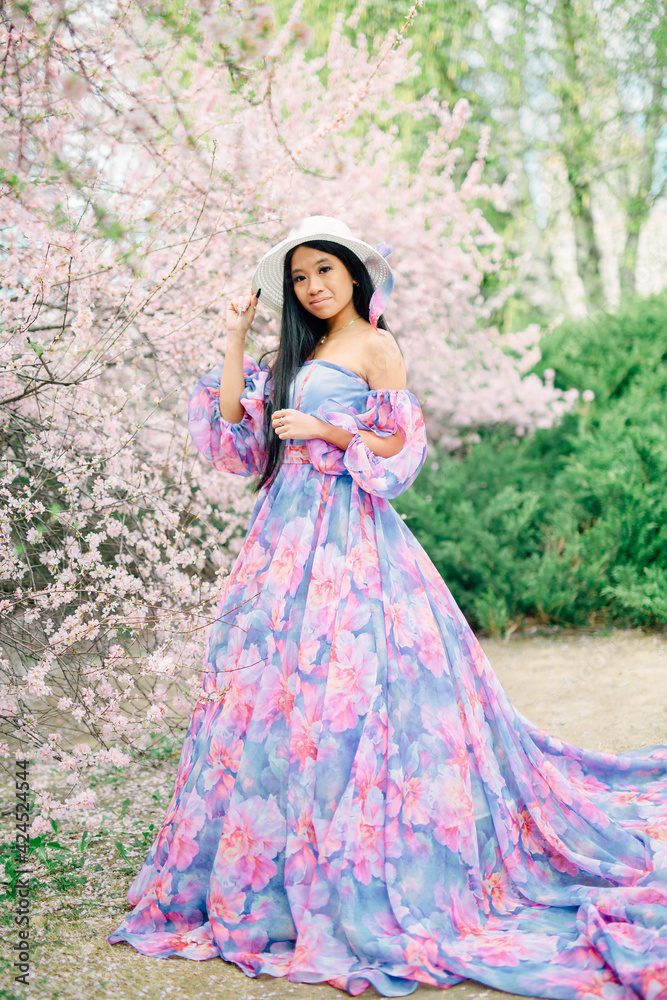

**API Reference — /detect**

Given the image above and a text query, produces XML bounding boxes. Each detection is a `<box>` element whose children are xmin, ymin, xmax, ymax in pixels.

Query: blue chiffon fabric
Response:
<box><xmin>108</xmin><ymin>357</ymin><xmax>667</xmax><ymax>999</ymax></box>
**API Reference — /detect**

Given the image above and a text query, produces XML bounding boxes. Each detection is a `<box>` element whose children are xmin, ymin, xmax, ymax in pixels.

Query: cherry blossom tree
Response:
<box><xmin>0</xmin><ymin>0</ymin><xmax>577</xmax><ymax>832</ymax></box>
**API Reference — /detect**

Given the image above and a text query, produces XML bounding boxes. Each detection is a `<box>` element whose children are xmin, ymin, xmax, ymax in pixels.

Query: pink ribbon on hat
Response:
<box><xmin>369</xmin><ymin>241</ymin><xmax>394</xmax><ymax>332</ymax></box>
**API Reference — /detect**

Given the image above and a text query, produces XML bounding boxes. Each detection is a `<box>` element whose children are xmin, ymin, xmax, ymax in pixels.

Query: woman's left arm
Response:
<box><xmin>281</xmin><ymin>418</ymin><xmax>404</xmax><ymax>459</ymax></box>
<box><xmin>272</xmin><ymin>332</ymin><xmax>406</xmax><ymax>457</ymax></box>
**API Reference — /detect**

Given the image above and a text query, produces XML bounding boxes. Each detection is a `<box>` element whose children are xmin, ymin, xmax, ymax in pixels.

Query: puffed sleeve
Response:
<box><xmin>187</xmin><ymin>354</ymin><xmax>270</xmax><ymax>477</ymax></box>
<box><xmin>310</xmin><ymin>389</ymin><xmax>427</xmax><ymax>499</ymax></box>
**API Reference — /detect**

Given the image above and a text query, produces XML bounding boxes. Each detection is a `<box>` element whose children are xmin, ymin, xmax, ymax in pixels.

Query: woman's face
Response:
<box><xmin>289</xmin><ymin>245</ymin><xmax>355</xmax><ymax>321</ymax></box>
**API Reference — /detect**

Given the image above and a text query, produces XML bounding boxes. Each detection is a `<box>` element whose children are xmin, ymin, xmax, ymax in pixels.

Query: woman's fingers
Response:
<box><xmin>225</xmin><ymin>289</ymin><xmax>260</xmax><ymax>334</ymax></box>
<box><xmin>229</xmin><ymin>289</ymin><xmax>258</xmax><ymax>315</ymax></box>
<box><xmin>272</xmin><ymin>409</ymin><xmax>291</xmax><ymax>439</ymax></box>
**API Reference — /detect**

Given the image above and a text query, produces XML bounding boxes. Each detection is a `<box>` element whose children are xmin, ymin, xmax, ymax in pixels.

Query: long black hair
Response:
<box><xmin>254</xmin><ymin>239</ymin><xmax>388</xmax><ymax>493</ymax></box>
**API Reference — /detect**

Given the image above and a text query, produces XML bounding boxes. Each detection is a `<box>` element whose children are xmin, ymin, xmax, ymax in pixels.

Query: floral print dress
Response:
<box><xmin>108</xmin><ymin>356</ymin><xmax>667</xmax><ymax>999</ymax></box>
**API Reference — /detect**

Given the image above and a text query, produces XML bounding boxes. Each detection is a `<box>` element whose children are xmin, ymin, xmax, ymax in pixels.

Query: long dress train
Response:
<box><xmin>108</xmin><ymin>356</ymin><xmax>667</xmax><ymax>999</ymax></box>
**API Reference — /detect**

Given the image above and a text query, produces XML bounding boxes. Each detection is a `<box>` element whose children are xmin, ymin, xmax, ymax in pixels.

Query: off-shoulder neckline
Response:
<box><xmin>302</xmin><ymin>359</ymin><xmax>369</xmax><ymax>387</ymax></box>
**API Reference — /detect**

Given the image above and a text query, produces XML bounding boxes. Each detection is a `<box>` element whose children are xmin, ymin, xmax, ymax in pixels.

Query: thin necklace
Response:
<box><xmin>319</xmin><ymin>314</ymin><xmax>361</xmax><ymax>345</ymax></box>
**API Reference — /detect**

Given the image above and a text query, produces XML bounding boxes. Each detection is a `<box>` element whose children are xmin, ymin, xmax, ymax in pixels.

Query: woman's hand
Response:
<box><xmin>226</xmin><ymin>289</ymin><xmax>259</xmax><ymax>340</ymax></box>
<box><xmin>272</xmin><ymin>409</ymin><xmax>404</xmax><ymax>456</ymax></box>
<box><xmin>272</xmin><ymin>410</ymin><xmax>340</xmax><ymax>442</ymax></box>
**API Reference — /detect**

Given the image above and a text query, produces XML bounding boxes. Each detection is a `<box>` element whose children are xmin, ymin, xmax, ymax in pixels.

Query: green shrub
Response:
<box><xmin>396</xmin><ymin>292</ymin><xmax>667</xmax><ymax>634</ymax></box>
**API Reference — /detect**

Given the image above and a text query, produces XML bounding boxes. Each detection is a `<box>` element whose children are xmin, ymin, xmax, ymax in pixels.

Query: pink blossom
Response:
<box><xmin>29</xmin><ymin>815</ymin><xmax>51</xmax><ymax>837</ymax></box>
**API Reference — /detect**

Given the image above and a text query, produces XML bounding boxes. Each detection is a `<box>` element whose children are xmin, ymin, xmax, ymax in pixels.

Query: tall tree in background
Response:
<box><xmin>289</xmin><ymin>0</ymin><xmax>667</xmax><ymax>318</ymax></box>
<box><xmin>511</xmin><ymin>0</ymin><xmax>667</xmax><ymax>314</ymax></box>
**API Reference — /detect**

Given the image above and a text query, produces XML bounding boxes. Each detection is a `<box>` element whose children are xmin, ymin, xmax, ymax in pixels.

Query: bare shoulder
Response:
<box><xmin>363</xmin><ymin>328</ymin><xmax>406</xmax><ymax>390</ymax></box>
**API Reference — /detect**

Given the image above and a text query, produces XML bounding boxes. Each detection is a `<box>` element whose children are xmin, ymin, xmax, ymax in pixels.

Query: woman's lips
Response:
<box><xmin>310</xmin><ymin>297</ymin><xmax>330</xmax><ymax>307</ymax></box>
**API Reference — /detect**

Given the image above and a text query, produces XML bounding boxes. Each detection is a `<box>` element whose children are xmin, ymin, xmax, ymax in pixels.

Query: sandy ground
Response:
<box><xmin>7</xmin><ymin>628</ymin><xmax>667</xmax><ymax>1000</ymax></box>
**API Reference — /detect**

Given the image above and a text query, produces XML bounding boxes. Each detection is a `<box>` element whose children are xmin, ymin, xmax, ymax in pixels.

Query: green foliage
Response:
<box><xmin>395</xmin><ymin>293</ymin><xmax>667</xmax><ymax>634</ymax></box>
<box><xmin>0</xmin><ymin>825</ymin><xmax>89</xmax><ymax>902</ymax></box>
<box><xmin>143</xmin><ymin>0</ymin><xmax>201</xmax><ymax>38</ymax></box>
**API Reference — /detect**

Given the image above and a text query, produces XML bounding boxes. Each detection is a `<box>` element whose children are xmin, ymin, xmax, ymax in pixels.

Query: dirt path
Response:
<box><xmin>484</xmin><ymin>629</ymin><xmax>667</xmax><ymax>754</ymax></box>
<box><xmin>8</xmin><ymin>628</ymin><xmax>667</xmax><ymax>1000</ymax></box>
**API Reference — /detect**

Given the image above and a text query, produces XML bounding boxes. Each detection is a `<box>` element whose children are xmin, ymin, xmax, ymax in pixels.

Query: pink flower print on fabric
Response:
<box><xmin>351</xmin><ymin>789</ymin><xmax>386</xmax><ymax>885</ymax></box>
<box><xmin>150</xmin><ymin>870</ymin><xmax>174</xmax><ymax>907</ymax></box>
<box><xmin>387</xmin><ymin>762</ymin><xmax>431</xmax><ymax>829</ymax></box>
<box><xmin>216</xmin><ymin>795</ymin><xmax>286</xmax><ymax>892</ymax></box>
<box><xmin>325</xmin><ymin>631</ymin><xmax>377</xmax><ymax>733</ymax></box>
<box><xmin>398</xmin><ymin>934</ymin><xmax>443</xmax><ymax>985</ymax></box>
<box><xmin>291</xmin><ymin>912</ymin><xmax>356</xmax><ymax>979</ymax></box>
<box><xmin>284</xmin><ymin>807</ymin><xmax>319</xmax><ymax>898</ymax></box>
<box><xmin>482</xmin><ymin>870</ymin><xmax>521</xmax><ymax>916</ymax></box>
<box><xmin>289</xmin><ymin>681</ymin><xmax>322</xmax><ymax>773</ymax></box>
<box><xmin>176</xmin><ymin>926</ymin><xmax>219</xmax><ymax>960</ymax></box>
<box><xmin>465</xmin><ymin>928</ymin><xmax>559</xmax><ymax>968</ymax></box>
<box><xmin>209</xmin><ymin>884</ymin><xmax>246</xmax><ymax>932</ymax></box>
<box><xmin>309</xmin><ymin>542</ymin><xmax>347</xmax><ymax>609</ymax></box>
<box><xmin>429</xmin><ymin>765</ymin><xmax>477</xmax><ymax>865</ymax></box>
<box><xmin>335</xmin><ymin>591</ymin><xmax>372</xmax><ymax>635</ymax></box>
<box><xmin>267</xmin><ymin>516</ymin><xmax>314</xmax><ymax>597</ymax></box>
<box><xmin>296</xmin><ymin>630</ymin><xmax>323</xmax><ymax>677</ymax></box>
<box><xmin>129</xmin><ymin>894</ymin><xmax>170</xmax><ymax>935</ymax></box>
<box><xmin>350</xmin><ymin>732</ymin><xmax>386</xmax><ymax>810</ymax></box>
<box><xmin>170</xmin><ymin>797</ymin><xmax>206</xmax><ymax>871</ymax></box>
<box><xmin>233</xmin><ymin>536</ymin><xmax>271</xmax><ymax>590</ymax></box>
<box><xmin>248</xmin><ymin>640</ymin><xmax>297</xmax><ymax>740</ymax></box>
<box><xmin>227</xmin><ymin>924</ymin><xmax>270</xmax><ymax>972</ymax></box>
<box><xmin>202</xmin><ymin>733</ymin><xmax>244</xmax><ymax>817</ymax></box>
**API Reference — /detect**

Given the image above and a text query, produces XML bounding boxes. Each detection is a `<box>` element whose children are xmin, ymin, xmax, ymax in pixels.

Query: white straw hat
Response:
<box><xmin>251</xmin><ymin>215</ymin><xmax>393</xmax><ymax>314</ymax></box>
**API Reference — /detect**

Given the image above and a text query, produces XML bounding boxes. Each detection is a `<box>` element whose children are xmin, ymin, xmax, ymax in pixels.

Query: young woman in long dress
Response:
<box><xmin>108</xmin><ymin>216</ymin><xmax>667</xmax><ymax>999</ymax></box>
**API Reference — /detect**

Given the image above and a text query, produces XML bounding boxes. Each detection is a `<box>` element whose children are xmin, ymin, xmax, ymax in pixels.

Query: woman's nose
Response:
<box><xmin>308</xmin><ymin>275</ymin><xmax>324</xmax><ymax>295</ymax></box>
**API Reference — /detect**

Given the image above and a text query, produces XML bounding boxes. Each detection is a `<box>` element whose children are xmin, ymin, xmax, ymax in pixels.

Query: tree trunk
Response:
<box><xmin>554</xmin><ymin>0</ymin><xmax>604</xmax><ymax>310</ymax></box>
<box><xmin>619</xmin><ymin>5</ymin><xmax>667</xmax><ymax>295</ymax></box>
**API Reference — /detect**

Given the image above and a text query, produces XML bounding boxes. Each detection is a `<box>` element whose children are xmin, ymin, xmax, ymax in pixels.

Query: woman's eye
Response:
<box><xmin>293</xmin><ymin>275</ymin><xmax>304</xmax><ymax>283</ymax></box>
<box><xmin>319</xmin><ymin>266</ymin><xmax>331</xmax><ymax>273</ymax></box>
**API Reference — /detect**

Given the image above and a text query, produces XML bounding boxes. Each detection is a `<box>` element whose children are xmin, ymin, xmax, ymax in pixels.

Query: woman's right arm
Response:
<box><xmin>219</xmin><ymin>289</ymin><xmax>259</xmax><ymax>423</ymax></box>
<box><xmin>188</xmin><ymin>288</ymin><xmax>270</xmax><ymax>477</ymax></box>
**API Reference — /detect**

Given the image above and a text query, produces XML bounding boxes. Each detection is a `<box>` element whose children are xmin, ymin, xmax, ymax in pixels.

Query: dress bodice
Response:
<box><xmin>288</xmin><ymin>360</ymin><xmax>372</xmax><ymax>444</ymax></box>
<box><xmin>187</xmin><ymin>352</ymin><xmax>428</xmax><ymax>499</ymax></box>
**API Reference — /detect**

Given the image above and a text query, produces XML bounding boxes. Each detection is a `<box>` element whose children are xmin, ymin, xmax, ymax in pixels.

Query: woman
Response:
<box><xmin>109</xmin><ymin>216</ymin><xmax>667</xmax><ymax>998</ymax></box>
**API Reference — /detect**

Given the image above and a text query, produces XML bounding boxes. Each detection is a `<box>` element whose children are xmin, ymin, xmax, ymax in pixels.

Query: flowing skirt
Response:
<box><xmin>108</xmin><ymin>462</ymin><xmax>667</xmax><ymax>999</ymax></box>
